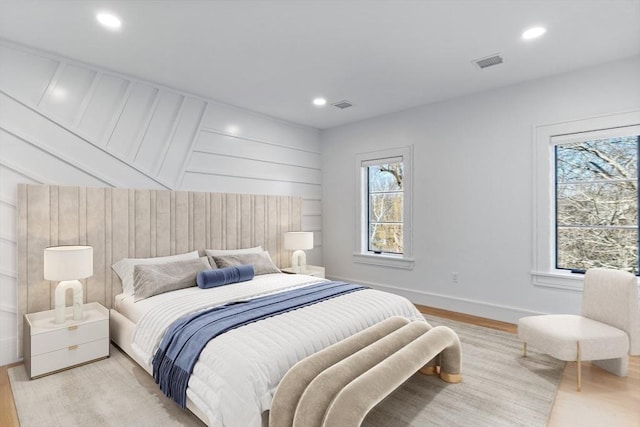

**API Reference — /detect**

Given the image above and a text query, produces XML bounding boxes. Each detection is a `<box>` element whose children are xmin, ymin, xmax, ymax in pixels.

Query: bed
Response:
<box><xmin>17</xmin><ymin>184</ymin><xmax>424</xmax><ymax>427</ymax></box>
<box><xmin>111</xmin><ymin>270</ymin><xmax>423</xmax><ymax>426</ymax></box>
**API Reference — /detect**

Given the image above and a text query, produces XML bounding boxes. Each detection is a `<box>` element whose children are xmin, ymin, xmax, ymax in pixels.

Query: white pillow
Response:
<box><xmin>204</xmin><ymin>246</ymin><xmax>263</xmax><ymax>257</ymax></box>
<box><xmin>112</xmin><ymin>250</ymin><xmax>200</xmax><ymax>296</ymax></box>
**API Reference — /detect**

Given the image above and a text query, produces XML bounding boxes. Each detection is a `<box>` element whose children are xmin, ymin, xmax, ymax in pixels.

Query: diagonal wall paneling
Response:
<box><xmin>0</xmin><ymin>40</ymin><xmax>321</xmax><ymax>365</ymax></box>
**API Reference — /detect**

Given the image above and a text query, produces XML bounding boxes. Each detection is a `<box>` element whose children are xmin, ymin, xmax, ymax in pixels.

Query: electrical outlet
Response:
<box><xmin>452</xmin><ymin>272</ymin><xmax>459</xmax><ymax>283</ymax></box>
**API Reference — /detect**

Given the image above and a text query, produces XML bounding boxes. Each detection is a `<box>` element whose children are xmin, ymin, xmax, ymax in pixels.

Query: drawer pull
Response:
<box><xmin>68</xmin><ymin>325</ymin><xmax>78</xmax><ymax>331</ymax></box>
<box><xmin>68</xmin><ymin>345</ymin><xmax>78</xmax><ymax>351</ymax></box>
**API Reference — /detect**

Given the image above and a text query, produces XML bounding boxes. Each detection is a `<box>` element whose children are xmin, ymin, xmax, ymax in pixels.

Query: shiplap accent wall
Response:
<box><xmin>0</xmin><ymin>40</ymin><xmax>321</xmax><ymax>365</ymax></box>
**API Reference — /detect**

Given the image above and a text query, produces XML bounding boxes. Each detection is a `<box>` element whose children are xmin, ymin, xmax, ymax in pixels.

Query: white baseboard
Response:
<box><xmin>0</xmin><ymin>337</ymin><xmax>19</xmax><ymax>367</ymax></box>
<box><xmin>329</xmin><ymin>274</ymin><xmax>546</xmax><ymax>324</ymax></box>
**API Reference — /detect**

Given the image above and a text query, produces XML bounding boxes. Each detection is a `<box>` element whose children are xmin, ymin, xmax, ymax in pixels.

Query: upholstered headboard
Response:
<box><xmin>16</xmin><ymin>184</ymin><xmax>302</xmax><ymax>356</ymax></box>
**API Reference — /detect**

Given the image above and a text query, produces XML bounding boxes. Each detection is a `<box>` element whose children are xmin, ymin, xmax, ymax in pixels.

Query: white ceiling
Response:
<box><xmin>0</xmin><ymin>0</ymin><xmax>639</xmax><ymax>130</ymax></box>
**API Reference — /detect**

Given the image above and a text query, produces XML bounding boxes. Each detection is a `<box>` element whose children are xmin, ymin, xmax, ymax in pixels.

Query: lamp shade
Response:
<box><xmin>284</xmin><ymin>232</ymin><xmax>313</xmax><ymax>250</ymax></box>
<box><xmin>44</xmin><ymin>246</ymin><xmax>93</xmax><ymax>281</ymax></box>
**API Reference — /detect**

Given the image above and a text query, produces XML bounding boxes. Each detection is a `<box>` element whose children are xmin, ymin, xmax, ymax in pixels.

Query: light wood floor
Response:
<box><xmin>1</xmin><ymin>306</ymin><xmax>638</xmax><ymax>427</ymax></box>
<box><xmin>417</xmin><ymin>305</ymin><xmax>640</xmax><ymax>427</ymax></box>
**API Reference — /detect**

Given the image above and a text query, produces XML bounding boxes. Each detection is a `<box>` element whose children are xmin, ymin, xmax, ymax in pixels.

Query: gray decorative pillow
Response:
<box><xmin>112</xmin><ymin>250</ymin><xmax>200</xmax><ymax>296</ymax></box>
<box><xmin>205</xmin><ymin>246</ymin><xmax>264</xmax><ymax>267</ymax></box>
<box><xmin>133</xmin><ymin>257</ymin><xmax>211</xmax><ymax>301</ymax></box>
<box><xmin>212</xmin><ymin>252</ymin><xmax>280</xmax><ymax>276</ymax></box>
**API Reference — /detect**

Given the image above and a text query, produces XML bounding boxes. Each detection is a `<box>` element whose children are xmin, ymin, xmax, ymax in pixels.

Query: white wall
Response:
<box><xmin>0</xmin><ymin>41</ymin><xmax>321</xmax><ymax>365</ymax></box>
<box><xmin>321</xmin><ymin>55</ymin><xmax>640</xmax><ymax>322</ymax></box>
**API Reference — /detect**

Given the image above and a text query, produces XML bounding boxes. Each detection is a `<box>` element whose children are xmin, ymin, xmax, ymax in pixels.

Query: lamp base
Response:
<box><xmin>54</xmin><ymin>280</ymin><xmax>84</xmax><ymax>324</ymax></box>
<box><xmin>291</xmin><ymin>250</ymin><xmax>307</xmax><ymax>274</ymax></box>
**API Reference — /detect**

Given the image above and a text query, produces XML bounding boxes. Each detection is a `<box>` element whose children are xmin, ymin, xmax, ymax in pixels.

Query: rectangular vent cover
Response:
<box><xmin>332</xmin><ymin>100</ymin><xmax>353</xmax><ymax>109</ymax></box>
<box><xmin>473</xmin><ymin>54</ymin><xmax>504</xmax><ymax>69</ymax></box>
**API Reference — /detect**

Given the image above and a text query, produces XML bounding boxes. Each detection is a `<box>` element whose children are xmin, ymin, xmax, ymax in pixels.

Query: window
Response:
<box><xmin>533</xmin><ymin>110</ymin><xmax>640</xmax><ymax>290</ymax></box>
<box><xmin>555</xmin><ymin>136</ymin><xmax>639</xmax><ymax>274</ymax></box>
<box><xmin>367</xmin><ymin>160</ymin><xmax>404</xmax><ymax>254</ymax></box>
<box><xmin>355</xmin><ymin>146</ymin><xmax>413</xmax><ymax>269</ymax></box>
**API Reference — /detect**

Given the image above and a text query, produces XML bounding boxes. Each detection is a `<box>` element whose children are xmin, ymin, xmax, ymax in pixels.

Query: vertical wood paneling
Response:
<box><xmin>58</xmin><ymin>186</ymin><xmax>80</xmax><ymax>245</ymax></box>
<box><xmin>110</xmin><ymin>189</ymin><xmax>129</xmax><ymax>298</ymax></box>
<box><xmin>17</xmin><ymin>184</ymin><xmax>302</xmax><ymax>357</ymax></box>
<box><xmin>240</xmin><ymin>194</ymin><xmax>252</xmax><ymax>248</ymax></box>
<box><xmin>225</xmin><ymin>194</ymin><xmax>238</xmax><ymax>249</ymax></box>
<box><xmin>49</xmin><ymin>186</ymin><xmax>59</xmax><ymax>248</ymax></box>
<box><xmin>204</xmin><ymin>193</ymin><xmax>211</xmax><ymax>251</ymax></box>
<box><xmin>149</xmin><ymin>190</ymin><xmax>157</xmax><ymax>257</ymax></box>
<box><xmin>105</xmin><ymin>189</ymin><xmax>113</xmax><ymax>307</ymax></box>
<box><xmin>127</xmin><ymin>189</ymin><xmax>135</xmax><ymax>257</ymax></box>
<box><xmin>156</xmin><ymin>191</ymin><xmax>171</xmax><ymax>256</ymax></box>
<box><xmin>25</xmin><ymin>186</ymin><xmax>50</xmax><ymax>315</ymax></box>
<box><xmin>86</xmin><ymin>187</ymin><xmax>106</xmax><ymax>307</ymax></box>
<box><xmin>174</xmin><ymin>191</ymin><xmax>189</xmax><ymax>254</ymax></box>
<box><xmin>210</xmin><ymin>193</ymin><xmax>223</xmax><ymax>250</ymax></box>
<box><xmin>170</xmin><ymin>191</ymin><xmax>176</xmax><ymax>255</ymax></box>
<box><xmin>192</xmin><ymin>191</ymin><xmax>206</xmax><ymax>252</ymax></box>
<box><xmin>266</xmin><ymin>196</ymin><xmax>278</xmax><ymax>266</ymax></box>
<box><xmin>254</xmin><ymin>195</ymin><xmax>266</xmax><ymax>254</ymax></box>
<box><xmin>134</xmin><ymin>189</ymin><xmax>151</xmax><ymax>258</ymax></box>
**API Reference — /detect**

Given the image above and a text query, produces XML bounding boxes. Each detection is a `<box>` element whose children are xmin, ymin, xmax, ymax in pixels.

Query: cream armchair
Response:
<box><xmin>518</xmin><ymin>268</ymin><xmax>640</xmax><ymax>391</ymax></box>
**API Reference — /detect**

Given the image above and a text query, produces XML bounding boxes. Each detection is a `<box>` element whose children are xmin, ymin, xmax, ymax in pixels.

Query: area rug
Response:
<box><xmin>9</xmin><ymin>316</ymin><xmax>564</xmax><ymax>427</ymax></box>
<box><xmin>363</xmin><ymin>315</ymin><xmax>565</xmax><ymax>427</ymax></box>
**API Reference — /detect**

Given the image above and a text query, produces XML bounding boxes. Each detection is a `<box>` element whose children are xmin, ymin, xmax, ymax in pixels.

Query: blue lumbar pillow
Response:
<box><xmin>196</xmin><ymin>264</ymin><xmax>255</xmax><ymax>289</ymax></box>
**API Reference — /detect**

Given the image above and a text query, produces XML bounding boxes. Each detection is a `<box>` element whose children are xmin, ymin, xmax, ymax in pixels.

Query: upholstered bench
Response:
<box><xmin>270</xmin><ymin>316</ymin><xmax>462</xmax><ymax>427</ymax></box>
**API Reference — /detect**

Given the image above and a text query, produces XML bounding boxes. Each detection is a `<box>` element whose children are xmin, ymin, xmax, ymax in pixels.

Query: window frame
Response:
<box><xmin>354</xmin><ymin>146</ymin><xmax>414</xmax><ymax>269</ymax></box>
<box><xmin>532</xmin><ymin>110</ymin><xmax>640</xmax><ymax>290</ymax></box>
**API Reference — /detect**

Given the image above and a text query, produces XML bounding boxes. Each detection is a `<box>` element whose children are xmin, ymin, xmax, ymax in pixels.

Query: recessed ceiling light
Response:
<box><xmin>522</xmin><ymin>26</ymin><xmax>546</xmax><ymax>40</ymax></box>
<box><xmin>96</xmin><ymin>12</ymin><xmax>122</xmax><ymax>30</ymax></box>
<box><xmin>312</xmin><ymin>97</ymin><xmax>327</xmax><ymax>107</ymax></box>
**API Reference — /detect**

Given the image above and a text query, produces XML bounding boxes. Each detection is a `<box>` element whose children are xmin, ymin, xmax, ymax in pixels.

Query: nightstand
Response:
<box><xmin>281</xmin><ymin>265</ymin><xmax>325</xmax><ymax>278</ymax></box>
<box><xmin>24</xmin><ymin>301</ymin><xmax>109</xmax><ymax>379</ymax></box>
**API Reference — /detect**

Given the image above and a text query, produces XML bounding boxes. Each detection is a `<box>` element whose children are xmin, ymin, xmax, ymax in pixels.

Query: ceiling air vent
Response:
<box><xmin>472</xmin><ymin>53</ymin><xmax>504</xmax><ymax>70</ymax></box>
<box><xmin>332</xmin><ymin>100</ymin><xmax>353</xmax><ymax>109</ymax></box>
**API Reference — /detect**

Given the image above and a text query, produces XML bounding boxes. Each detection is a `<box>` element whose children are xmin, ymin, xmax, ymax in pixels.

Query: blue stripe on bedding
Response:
<box><xmin>152</xmin><ymin>281</ymin><xmax>366</xmax><ymax>408</ymax></box>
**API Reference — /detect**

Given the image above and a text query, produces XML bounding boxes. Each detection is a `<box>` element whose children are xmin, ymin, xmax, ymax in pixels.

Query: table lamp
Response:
<box><xmin>284</xmin><ymin>232</ymin><xmax>313</xmax><ymax>273</ymax></box>
<box><xmin>44</xmin><ymin>245</ymin><xmax>93</xmax><ymax>324</ymax></box>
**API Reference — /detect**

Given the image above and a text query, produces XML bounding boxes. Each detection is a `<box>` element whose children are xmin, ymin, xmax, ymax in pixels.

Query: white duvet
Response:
<box><xmin>132</xmin><ymin>273</ymin><xmax>424</xmax><ymax>427</ymax></box>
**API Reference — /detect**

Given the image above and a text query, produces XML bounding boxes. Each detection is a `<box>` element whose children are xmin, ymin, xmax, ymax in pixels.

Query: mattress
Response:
<box><xmin>114</xmin><ymin>273</ymin><xmax>325</xmax><ymax>324</ymax></box>
<box><xmin>121</xmin><ymin>273</ymin><xmax>424</xmax><ymax>427</ymax></box>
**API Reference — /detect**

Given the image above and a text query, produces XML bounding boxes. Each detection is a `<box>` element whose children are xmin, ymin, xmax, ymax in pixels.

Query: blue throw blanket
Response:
<box><xmin>152</xmin><ymin>281</ymin><xmax>366</xmax><ymax>407</ymax></box>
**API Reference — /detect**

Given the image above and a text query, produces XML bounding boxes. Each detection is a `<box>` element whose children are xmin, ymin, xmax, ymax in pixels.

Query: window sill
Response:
<box><xmin>533</xmin><ymin>270</ymin><xmax>640</xmax><ymax>292</ymax></box>
<box><xmin>353</xmin><ymin>253</ymin><xmax>414</xmax><ymax>270</ymax></box>
<box><xmin>531</xmin><ymin>271</ymin><xmax>584</xmax><ymax>291</ymax></box>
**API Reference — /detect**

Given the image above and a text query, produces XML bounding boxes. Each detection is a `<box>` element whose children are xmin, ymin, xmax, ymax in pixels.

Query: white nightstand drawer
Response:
<box><xmin>24</xmin><ymin>302</ymin><xmax>110</xmax><ymax>379</ymax></box>
<box><xmin>29</xmin><ymin>338</ymin><xmax>109</xmax><ymax>378</ymax></box>
<box><xmin>31</xmin><ymin>319</ymin><xmax>108</xmax><ymax>356</ymax></box>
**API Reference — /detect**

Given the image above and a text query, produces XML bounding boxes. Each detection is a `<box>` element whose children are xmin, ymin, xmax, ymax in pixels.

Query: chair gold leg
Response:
<box><xmin>523</xmin><ymin>342</ymin><xmax>527</xmax><ymax>357</ymax></box>
<box><xmin>576</xmin><ymin>341</ymin><xmax>581</xmax><ymax>392</ymax></box>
